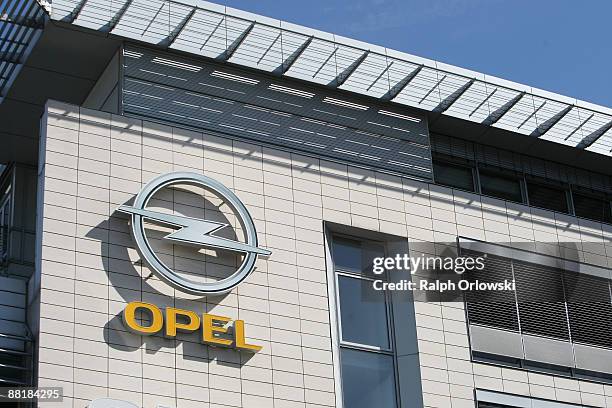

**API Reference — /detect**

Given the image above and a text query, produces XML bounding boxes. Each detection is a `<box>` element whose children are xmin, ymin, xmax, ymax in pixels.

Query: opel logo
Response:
<box><xmin>118</xmin><ymin>172</ymin><xmax>271</xmax><ymax>296</ymax></box>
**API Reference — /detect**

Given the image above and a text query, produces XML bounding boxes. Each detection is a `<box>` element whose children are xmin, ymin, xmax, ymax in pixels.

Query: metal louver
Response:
<box><xmin>513</xmin><ymin>261</ymin><xmax>570</xmax><ymax>340</ymax></box>
<box><xmin>0</xmin><ymin>0</ymin><xmax>47</xmax><ymax>104</ymax></box>
<box><xmin>464</xmin><ymin>252</ymin><xmax>519</xmax><ymax>332</ymax></box>
<box><xmin>121</xmin><ymin>46</ymin><xmax>433</xmax><ymax>180</ymax></box>
<box><xmin>464</xmin><ymin>243</ymin><xmax>612</xmax><ymax>375</ymax></box>
<box><xmin>44</xmin><ymin>0</ymin><xmax>612</xmax><ymax>155</ymax></box>
<box><xmin>564</xmin><ymin>271</ymin><xmax>612</xmax><ymax>348</ymax></box>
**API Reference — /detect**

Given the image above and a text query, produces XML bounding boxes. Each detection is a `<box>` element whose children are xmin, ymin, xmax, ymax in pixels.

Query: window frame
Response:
<box><xmin>432</xmin><ymin>156</ymin><xmax>477</xmax><ymax>193</ymax></box>
<box><xmin>570</xmin><ymin>185</ymin><xmax>612</xmax><ymax>223</ymax></box>
<box><xmin>330</xmin><ymin>233</ymin><xmax>401</xmax><ymax>408</ymax></box>
<box><xmin>524</xmin><ymin>177</ymin><xmax>571</xmax><ymax>214</ymax></box>
<box><xmin>460</xmin><ymin>238</ymin><xmax>612</xmax><ymax>381</ymax></box>
<box><xmin>476</xmin><ymin>166</ymin><xmax>526</xmax><ymax>204</ymax></box>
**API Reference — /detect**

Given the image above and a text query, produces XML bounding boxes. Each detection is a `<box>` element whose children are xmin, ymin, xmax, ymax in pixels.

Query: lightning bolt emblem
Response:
<box><xmin>118</xmin><ymin>206</ymin><xmax>271</xmax><ymax>256</ymax></box>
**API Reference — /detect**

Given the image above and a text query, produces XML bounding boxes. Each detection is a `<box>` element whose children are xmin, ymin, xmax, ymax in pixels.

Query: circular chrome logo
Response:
<box><xmin>118</xmin><ymin>172</ymin><xmax>270</xmax><ymax>296</ymax></box>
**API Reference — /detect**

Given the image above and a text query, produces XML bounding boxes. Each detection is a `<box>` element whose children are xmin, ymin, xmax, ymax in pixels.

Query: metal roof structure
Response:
<box><xmin>0</xmin><ymin>0</ymin><xmax>46</xmax><ymax>104</ymax></box>
<box><xmin>9</xmin><ymin>0</ymin><xmax>612</xmax><ymax>157</ymax></box>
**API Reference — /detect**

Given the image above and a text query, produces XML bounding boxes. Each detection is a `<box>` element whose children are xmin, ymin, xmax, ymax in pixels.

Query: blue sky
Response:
<box><xmin>218</xmin><ymin>0</ymin><xmax>612</xmax><ymax>107</ymax></box>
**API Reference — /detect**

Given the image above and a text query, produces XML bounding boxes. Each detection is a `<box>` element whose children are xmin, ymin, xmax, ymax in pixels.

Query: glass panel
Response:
<box><xmin>526</xmin><ymin>182</ymin><xmax>568</xmax><ymax>213</ymax></box>
<box><xmin>433</xmin><ymin>160</ymin><xmax>474</xmax><ymax>191</ymax></box>
<box><xmin>479</xmin><ymin>171</ymin><xmax>523</xmax><ymax>203</ymax></box>
<box><xmin>573</xmin><ymin>192</ymin><xmax>612</xmax><ymax>223</ymax></box>
<box><xmin>332</xmin><ymin>238</ymin><xmax>361</xmax><ymax>273</ymax></box>
<box><xmin>341</xmin><ymin>348</ymin><xmax>396</xmax><ymax>408</ymax></box>
<box><xmin>338</xmin><ymin>274</ymin><xmax>389</xmax><ymax>348</ymax></box>
<box><xmin>332</xmin><ymin>237</ymin><xmax>385</xmax><ymax>275</ymax></box>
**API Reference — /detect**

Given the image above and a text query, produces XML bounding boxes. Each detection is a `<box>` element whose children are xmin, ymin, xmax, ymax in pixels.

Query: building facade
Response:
<box><xmin>1</xmin><ymin>1</ymin><xmax>612</xmax><ymax>408</ymax></box>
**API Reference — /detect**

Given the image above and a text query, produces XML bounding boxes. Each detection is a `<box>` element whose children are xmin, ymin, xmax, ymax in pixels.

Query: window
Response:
<box><xmin>572</xmin><ymin>189</ymin><xmax>612</xmax><ymax>223</ymax></box>
<box><xmin>432</xmin><ymin>159</ymin><xmax>475</xmax><ymax>191</ymax></box>
<box><xmin>332</xmin><ymin>236</ymin><xmax>398</xmax><ymax>408</ymax></box>
<box><xmin>478</xmin><ymin>169</ymin><xmax>523</xmax><ymax>203</ymax></box>
<box><xmin>526</xmin><ymin>181</ymin><xmax>569</xmax><ymax>213</ymax></box>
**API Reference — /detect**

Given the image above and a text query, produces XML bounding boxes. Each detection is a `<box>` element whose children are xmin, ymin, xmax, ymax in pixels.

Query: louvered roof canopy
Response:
<box><xmin>33</xmin><ymin>0</ymin><xmax>612</xmax><ymax>157</ymax></box>
<box><xmin>0</xmin><ymin>0</ymin><xmax>47</xmax><ymax>104</ymax></box>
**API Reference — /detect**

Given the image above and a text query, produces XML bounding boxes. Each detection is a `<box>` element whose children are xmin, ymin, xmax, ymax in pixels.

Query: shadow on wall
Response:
<box><xmin>85</xmin><ymin>186</ymin><xmax>256</xmax><ymax>367</ymax></box>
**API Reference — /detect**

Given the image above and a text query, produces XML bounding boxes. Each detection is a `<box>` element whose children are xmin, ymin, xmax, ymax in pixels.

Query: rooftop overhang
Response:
<box><xmin>40</xmin><ymin>0</ymin><xmax>612</xmax><ymax>158</ymax></box>
<box><xmin>0</xmin><ymin>18</ymin><xmax>120</xmax><ymax>164</ymax></box>
<box><xmin>0</xmin><ymin>0</ymin><xmax>47</xmax><ymax>104</ymax></box>
<box><xmin>0</xmin><ymin>0</ymin><xmax>611</xmax><ymax>174</ymax></box>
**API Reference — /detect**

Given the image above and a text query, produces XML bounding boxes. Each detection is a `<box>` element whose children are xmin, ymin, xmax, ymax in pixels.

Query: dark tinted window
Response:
<box><xmin>338</xmin><ymin>275</ymin><xmax>390</xmax><ymax>348</ymax></box>
<box><xmin>332</xmin><ymin>238</ymin><xmax>362</xmax><ymax>272</ymax></box>
<box><xmin>479</xmin><ymin>171</ymin><xmax>523</xmax><ymax>203</ymax></box>
<box><xmin>332</xmin><ymin>238</ymin><xmax>384</xmax><ymax>275</ymax></box>
<box><xmin>433</xmin><ymin>160</ymin><xmax>474</xmax><ymax>191</ymax></box>
<box><xmin>341</xmin><ymin>349</ymin><xmax>397</xmax><ymax>408</ymax></box>
<box><xmin>573</xmin><ymin>192</ymin><xmax>612</xmax><ymax>223</ymax></box>
<box><xmin>526</xmin><ymin>182</ymin><xmax>568</xmax><ymax>213</ymax></box>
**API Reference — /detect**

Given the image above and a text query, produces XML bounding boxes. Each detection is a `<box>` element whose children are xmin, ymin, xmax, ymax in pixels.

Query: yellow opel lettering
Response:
<box><xmin>202</xmin><ymin>314</ymin><xmax>233</xmax><ymax>347</ymax></box>
<box><xmin>123</xmin><ymin>302</ymin><xmax>163</xmax><ymax>335</ymax></box>
<box><xmin>234</xmin><ymin>320</ymin><xmax>262</xmax><ymax>352</ymax></box>
<box><xmin>165</xmin><ymin>307</ymin><xmax>200</xmax><ymax>336</ymax></box>
<box><xmin>121</xmin><ymin>302</ymin><xmax>262</xmax><ymax>352</ymax></box>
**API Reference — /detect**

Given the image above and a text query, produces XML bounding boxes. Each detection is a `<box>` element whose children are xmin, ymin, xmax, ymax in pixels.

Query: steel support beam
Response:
<box><xmin>332</xmin><ymin>50</ymin><xmax>368</xmax><ymax>87</ymax></box>
<box><xmin>220</xmin><ymin>22</ymin><xmax>255</xmax><ymax>61</ymax></box>
<box><xmin>482</xmin><ymin>91</ymin><xmax>525</xmax><ymax>126</ymax></box>
<box><xmin>107</xmin><ymin>0</ymin><xmax>134</xmax><ymax>32</ymax></box>
<box><xmin>276</xmin><ymin>35</ymin><xmax>313</xmax><ymax>75</ymax></box>
<box><xmin>163</xmin><ymin>7</ymin><xmax>196</xmax><ymax>47</ymax></box>
<box><xmin>382</xmin><ymin>64</ymin><xmax>423</xmax><ymax>101</ymax></box>
<box><xmin>529</xmin><ymin>105</ymin><xmax>572</xmax><ymax>137</ymax></box>
<box><xmin>433</xmin><ymin>79</ymin><xmax>474</xmax><ymax>113</ymax></box>
<box><xmin>576</xmin><ymin>120</ymin><xmax>612</xmax><ymax>149</ymax></box>
<box><xmin>70</xmin><ymin>0</ymin><xmax>89</xmax><ymax>23</ymax></box>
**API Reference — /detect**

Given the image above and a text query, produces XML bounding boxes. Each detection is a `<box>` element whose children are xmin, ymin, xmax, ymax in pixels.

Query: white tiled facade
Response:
<box><xmin>36</xmin><ymin>100</ymin><xmax>612</xmax><ymax>408</ymax></box>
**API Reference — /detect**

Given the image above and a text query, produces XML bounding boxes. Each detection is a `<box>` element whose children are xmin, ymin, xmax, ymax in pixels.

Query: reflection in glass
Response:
<box><xmin>479</xmin><ymin>171</ymin><xmax>522</xmax><ymax>203</ymax></box>
<box><xmin>433</xmin><ymin>160</ymin><xmax>475</xmax><ymax>192</ymax></box>
<box><xmin>341</xmin><ymin>348</ymin><xmax>397</xmax><ymax>408</ymax></box>
<box><xmin>338</xmin><ymin>275</ymin><xmax>389</xmax><ymax>348</ymax></box>
<box><xmin>332</xmin><ymin>237</ymin><xmax>384</xmax><ymax>275</ymax></box>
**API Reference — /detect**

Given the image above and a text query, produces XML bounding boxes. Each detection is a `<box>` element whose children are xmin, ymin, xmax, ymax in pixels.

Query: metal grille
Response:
<box><xmin>122</xmin><ymin>46</ymin><xmax>433</xmax><ymax>179</ymax></box>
